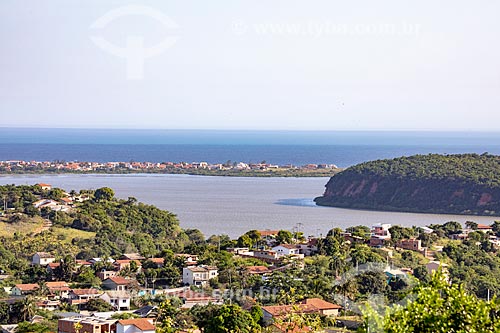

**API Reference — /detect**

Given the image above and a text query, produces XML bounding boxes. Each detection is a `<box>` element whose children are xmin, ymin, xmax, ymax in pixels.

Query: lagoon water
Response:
<box><xmin>1</xmin><ymin>174</ymin><xmax>498</xmax><ymax>238</ymax></box>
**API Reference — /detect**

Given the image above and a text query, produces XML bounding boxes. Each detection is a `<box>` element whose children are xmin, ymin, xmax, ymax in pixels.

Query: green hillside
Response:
<box><xmin>315</xmin><ymin>153</ymin><xmax>500</xmax><ymax>215</ymax></box>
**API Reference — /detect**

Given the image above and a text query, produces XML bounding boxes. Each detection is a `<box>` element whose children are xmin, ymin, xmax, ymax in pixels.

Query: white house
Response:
<box><xmin>272</xmin><ymin>244</ymin><xmax>304</xmax><ymax>258</ymax></box>
<box><xmin>182</xmin><ymin>266</ymin><xmax>218</xmax><ymax>286</ymax></box>
<box><xmin>32</xmin><ymin>252</ymin><xmax>55</xmax><ymax>266</ymax></box>
<box><xmin>100</xmin><ymin>290</ymin><xmax>131</xmax><ymax>310</ymax></box>
<box><xmin>116</xmin><ymin>319</ymin><xmax>155</xmax><ymax>333</ymax></box>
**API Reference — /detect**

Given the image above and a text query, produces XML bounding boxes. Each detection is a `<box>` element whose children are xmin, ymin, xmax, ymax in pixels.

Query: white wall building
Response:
<box><xmin>272</xmin><ymin>245</ymin><xmax>304</xmax><ymax>258</ymax></box>
<box><xmin>32</xmin><ymin>252</ymin><xmax>56</xmax><ymax>266</ymax></box>
<box><xmin>182</xmin><ymin>266</ymin><xmax>218</xmax><ymax>286</ymax></box>
<box><xmin>100</xmin><ymin>291</ymin><xmax>131</xmax><ymax>310</ymax></box>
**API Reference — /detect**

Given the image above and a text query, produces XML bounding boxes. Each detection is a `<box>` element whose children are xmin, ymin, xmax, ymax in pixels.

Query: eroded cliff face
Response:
<box><xmin>315</xmin><ymin>173</ymin><xmax>500</xmax><ymax>216</ymax></box>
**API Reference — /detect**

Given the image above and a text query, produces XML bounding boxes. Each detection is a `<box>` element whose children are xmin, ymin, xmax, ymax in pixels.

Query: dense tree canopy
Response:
<box><xmin>316</xmin><ymin>154</ymin><xmax>500</xmax><ymax>215</ymax></box>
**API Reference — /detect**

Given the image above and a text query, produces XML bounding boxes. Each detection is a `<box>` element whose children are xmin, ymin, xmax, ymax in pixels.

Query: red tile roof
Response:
<box><xmin>301</xmin><ymin>298</ymin><xmax>342</xmax><ymax>310</ymax></box>
<box><xmin>148</xmin><ymin>258</ymin><xmax>164</xmax><ymax>264</ymax></box>
<box><xmin>15</xmin><ymin>284</ymin><xmax>39</xmax><ymax>291</ymax></box>
<box><xmin>71</xmin><ymin>288</ymin><xmax>101</xmax><ymax>296</ymax></box>
<box><xmin>107</xmin><ymin>276</ymin><xmax>131</xmax><ymax>285</ymax></box>
<box><xmin>263</xmin><ymin>298</ymin><xmax>341</xmax><ymax>317</ymax></box>
<box><xmin>246</xmin><ymin>266</ymin><xmax>271</xmax><ymax>274</ymax></box>
<box><xmin>258</xmin><ymin>230</ymin><xmax>279</xmax><ymax>237</ymax></box>
<box><xmin>48</xmin><ymin>262</ymin><xmax>60</xmax><ymax>269</ymax></box>
<box><xmin>118</xmin><ymin>319</ymin><xmax>155</xmax><ymax>331</ymax></box>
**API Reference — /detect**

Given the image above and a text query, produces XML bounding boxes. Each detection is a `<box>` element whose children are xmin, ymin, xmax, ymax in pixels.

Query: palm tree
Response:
<box><xmin>20</xmin><ymin>295</ymin><xmax>36</xmax><ymax>321</ymax></box>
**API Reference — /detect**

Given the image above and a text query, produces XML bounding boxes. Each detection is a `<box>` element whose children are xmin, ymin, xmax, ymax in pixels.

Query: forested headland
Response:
<box><xmin>315</xmin><ymin>153</ymin><xmax>500</xmax><ymax>216</ymax></box>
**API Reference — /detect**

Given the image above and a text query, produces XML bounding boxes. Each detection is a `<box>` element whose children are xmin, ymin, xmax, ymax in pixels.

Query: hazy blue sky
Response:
<box><xmin>1</xmin><ymin>1</ymin><xmax>499</xmax><ymax>130</ymax></box>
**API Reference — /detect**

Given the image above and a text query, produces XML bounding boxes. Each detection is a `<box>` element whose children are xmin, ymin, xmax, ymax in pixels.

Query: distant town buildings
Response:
<box><xmin>0</xmin><ymin>159</ymin><xmax>338</xmax><ymax>174</ymax></box>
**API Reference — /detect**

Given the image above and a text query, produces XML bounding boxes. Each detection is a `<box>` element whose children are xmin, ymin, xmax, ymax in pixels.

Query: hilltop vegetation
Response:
<box><xmin>0</xmin><ymin>184</ymin><xmax>195</xmax><ymax>273</ymax></box>
<box><xmin>315</xmin><ymin>153</ymin><xmax>500</xmax><ymax>215</ymax></box>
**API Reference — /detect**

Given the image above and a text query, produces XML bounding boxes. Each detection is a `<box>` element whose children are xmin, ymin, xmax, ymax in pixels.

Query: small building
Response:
<box><xmin>182</xmin><ymin>266</ymin><xmax>218</xmax><ymax>286</ymax></box>
<box><xmin>175</xmin><ymin>254</ymin><xmax>199</xmax><ymax>266</ymax></box>
<box><xmin>246</xmin><ymin>266</ymin><xmax>272</xmax><ymax>275</ymax></box>
<box><xmin>226</xmin><ymin>247</ymin><xmax>251</xmax><ymax>255</ymax></box>
<box><xmin>120</xmin><ymin>253</ymin><xmax>146</xmax><ymax>261</ymax></box>
<box><xmin>75</xmin><ymin>260</ymin><xmax>92</xmax><ymax>268</ymax></box>
<box><xmin>116</xmin><ymin>319</ymin><xmax>155</xmax><ymax>333</ymax></box>
<box><xmin>100</xmin><ymin>290</ymin><xmax>131</xmax><ymax>310</ymax></box>
<box><xmin>272</xmin><ymin>245</ymin><xmax>304</xmax><ymax>258</ymax></box>
<box><xmin>371</xmin><ymin>223</ymin><xmax>391</xmax><ymax>237</ymax></box>
<box><xmin>57</xmin><ymin>316</ymin><xmax>115</xmax><ymax>333</ymax></box>
<box><xmin>36</xmin><ymin>300</ymin><xmax>60</xmax><ymax>311</ymax></box>
<box><xmin>32</xmin><ymin>252</ymin><xmax>56</xmax><ymax>266</ymax></box>
<box><xmin>113</xmin><ymin>260</ymin><xmax>141</xmax><ymax>272</ymax></box>
<box><xmin>476</xmin><ymin>224</ymin><xmax>494</xmax><ymax>233</ymax></box>
<box><xmin>396</xmin><ymin>238</ymin><xmax>423</xmax><ymax>251</ymax></box>
<box><xmin>300</xmin><ymin>298</ymin><xmax>342</xmax><ymax>316</ymax></box>
<box><xmin>426</xmin><ymin>261</ymin><xmax>449</xmax><ymax>275</ymax></box>
<box><xmin>89</xmin><ymin>258</ymin><xmax>115</xmax><ymax>265</ymax></box>
<box><xmin>97</xmin><ymin>270</ymin><xmax>117</xmax><ymax>281</ymax></box>
<box><xmin>257</xmin><ymin>230</ymin><xmax>280</xmax><ymax>238</ymax></box>
<box><xmin>252</xmin><ymin>250</ymin><xmax>279</xmax><ymax>261</ymax></box>
<box><xmin>396</xmin><ymin>238</ymin><xmax>427</xmax><ymax>256</ymax></box>
<box><xmin>46</xmin><ymin>281</ymin><xmax>71</xmax><ymax>299</ymax></box>
<box><xmin>11</xmin><ymin>284</ymin><xmax>39</xmax><ymax>296</ymax></box>
<box><xmin>68</xmin><ymin>289</ymin><xmax>103</xmax><ymax>306</ymax></box>
<box><xmin>384</xmin><ymin>266</ymin><xmax>408</xmax><ymax>282</ymax></box>
<box><xmin>47</xmin><ymin>262</ymin><xmax>61</xmax><ymax>274</ymax></box>
<box><xmin>262</xmin><ymin>298</ymin><xmax>342</xmax><ymax>323</ymax></box>
<box><xmin>102</xmin><ymin>276</ymin><xmax>131</xmax><ymax>291</ymax></box>
<box><xmin>297</xmin><ymin>238</ymin><xmax>319</xmax><ymax>256</ymax></box>
<box><xmin>146</xmin><ymin>258</ymin><xmax>164</xmax><ymax>268</ymax></box>
<box><xmin>165</xmin><ymin>289</ymin><xmax>222</xmax><ymax>309</ymax></box>
<box><xmin>37</xmin><ymin>183</ymin><xmax>52</xmax><ymax>191</ymax></box>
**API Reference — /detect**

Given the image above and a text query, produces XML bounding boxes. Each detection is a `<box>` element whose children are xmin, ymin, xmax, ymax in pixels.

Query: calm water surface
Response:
<box><xmin>1</xmin><ymin>174</ymin><xmax>498</xmax><ymax>238</ymax></box>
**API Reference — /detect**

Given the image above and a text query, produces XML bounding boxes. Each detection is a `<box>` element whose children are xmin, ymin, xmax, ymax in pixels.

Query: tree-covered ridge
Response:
<box><xmin>346</xmin><ymin>153</ymin><xmax>500</xmax><ymax>188</ymax></box>
<box><xmin>0</xmin><ymin>184</ymin><xmax>189</xmax><ymax>261</ymax></box>
<box><xmin>315</xmin><ymin>154</ymin><xmax>500</xmax><ymax>215</ymax></box>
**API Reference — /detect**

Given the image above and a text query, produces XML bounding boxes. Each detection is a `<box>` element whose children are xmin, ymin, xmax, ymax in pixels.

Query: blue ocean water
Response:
<box><xmin>1</xmin><ymin>128</ymin><xmax>500</xmax><ymax>167</ymax></box>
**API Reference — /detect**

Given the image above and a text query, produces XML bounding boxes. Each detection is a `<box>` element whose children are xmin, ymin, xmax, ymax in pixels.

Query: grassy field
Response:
<box><xmin>51</xmin><ymin>226</ymin><xmax>96</xmax><ymax>243</ymax></box>
<box><xmin>0</xmin><ymin>215</ymin><xmax>95</xmax><ymax>243</ymax></box>
<box><xmin>0</xmin><ymin>215</ymin><xmax>45</xmax><ymax>237</ymax></box>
